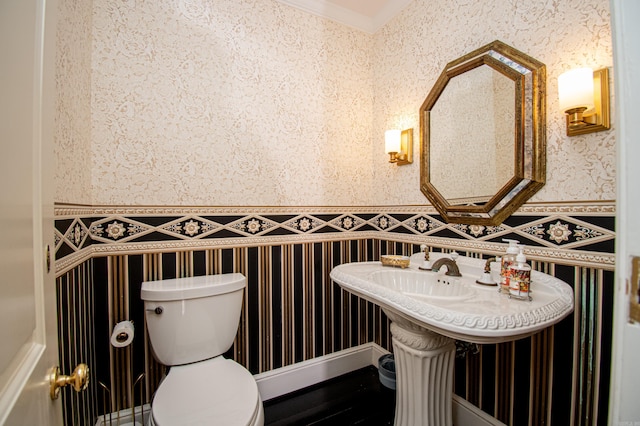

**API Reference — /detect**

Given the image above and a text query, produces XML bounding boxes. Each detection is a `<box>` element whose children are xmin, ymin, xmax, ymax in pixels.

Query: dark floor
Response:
<box><xmin>264</xmin><ymin>366</ymin><xmax>396</xmax><ymax>426</ymax></box>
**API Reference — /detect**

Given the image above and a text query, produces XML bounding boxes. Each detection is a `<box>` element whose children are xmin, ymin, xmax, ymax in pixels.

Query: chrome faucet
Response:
<box><xmin>431</xmin><ymin>257</ymin><xmax>462</xmax><ymax>277</ymax></box>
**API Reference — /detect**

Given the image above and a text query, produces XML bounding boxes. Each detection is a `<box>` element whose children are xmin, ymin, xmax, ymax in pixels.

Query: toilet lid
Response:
<box><xmin>152</xmin><ymin>357</ymin><xmax>260</xmax><ymax>426</ymax></box>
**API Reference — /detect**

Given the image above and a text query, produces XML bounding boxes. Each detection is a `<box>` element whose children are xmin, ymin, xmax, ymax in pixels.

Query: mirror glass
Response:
<box><xmin>420</xmin><ymin>40</ymin><xmax>546</xmax><ymax>225</ymax></box>
<box><xmin>429</xmin><ymin>66</ymin><xmax>515</xmax><ymax>203</ymax></box>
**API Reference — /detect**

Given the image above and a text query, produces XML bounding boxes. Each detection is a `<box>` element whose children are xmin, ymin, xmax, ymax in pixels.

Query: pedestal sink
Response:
<box><xmin>330</xmin><ymin>253</ymin><xmax>574</xmax><ymax>426</ymax></box>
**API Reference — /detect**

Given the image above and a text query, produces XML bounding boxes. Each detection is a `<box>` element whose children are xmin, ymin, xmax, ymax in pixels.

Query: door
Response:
<box><xmin>0</xmin><ymin>0</ymin><xmax>61</xmax><ymax>424</ymax></box>
<box><xmin>610</xmin><ymin>0</ymin><xmax>640</xmax><ymax>423</ymax></box>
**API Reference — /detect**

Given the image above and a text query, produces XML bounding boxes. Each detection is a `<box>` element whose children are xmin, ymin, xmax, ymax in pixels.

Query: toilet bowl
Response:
<box><xmin>141</xmin><ymin>274</ymin><xmax>264</xmax><ymax>426</ymax></box>
<box><xmin>148</xmin><ymin>357</ymin><xmax>264</xmax><ymax>425</ymax></box>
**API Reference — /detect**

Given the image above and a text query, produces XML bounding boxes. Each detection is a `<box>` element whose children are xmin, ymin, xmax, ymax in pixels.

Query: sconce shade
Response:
<box><xmin>385</xmin><ymin>129</ymin><xmax>401</xmax><ymax>153</ymax></box>
<box><xmin>558</xmin><ymin>67</ymin><xmax>610</xmax><ymax>136</ymax></box>
<box><xmin>558</xmin><ymin>68</ymin><xmax>594</xmax><ymax>112</ymax></box>
<box><xmin>384</xmin><ymin>128</ymin><xmax>413</xmax><ymax>165</ymax></box>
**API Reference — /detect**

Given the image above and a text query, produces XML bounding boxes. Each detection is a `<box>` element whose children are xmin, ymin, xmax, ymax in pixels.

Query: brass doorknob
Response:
<box><xmin>49</xmin><ymin>363</ymin><xmax>89</xmax><ymax>400</ymax></box>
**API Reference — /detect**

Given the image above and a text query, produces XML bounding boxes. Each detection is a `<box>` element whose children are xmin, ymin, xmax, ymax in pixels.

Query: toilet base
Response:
<box><xmin>148</xmin><ymin>398</ymin><xmax>263</xmax><ymax>426</ymax></box>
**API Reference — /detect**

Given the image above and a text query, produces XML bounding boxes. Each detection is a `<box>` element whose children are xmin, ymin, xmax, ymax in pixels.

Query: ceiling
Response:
<box><xmin>273</xmin><ymin>0</ymin><xmax>414</xmax><ymax>33</ymax></box>
<box><xmin>324</xmin><ymin>0</ymin><xmax>396</xmax><ymax>18</ymax></box>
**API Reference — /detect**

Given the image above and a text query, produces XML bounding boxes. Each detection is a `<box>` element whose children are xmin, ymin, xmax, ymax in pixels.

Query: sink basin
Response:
<box><xmin>330</xmin><ymin>252</ymin><xmax>574</xmax><ymax>344</ymax></box>
<box><xmin>369</xmin><ymin>269</ymin><xmax>475</xmax><ymax>301</ymax></box>
<box><xmin>330</xmin><ymin>253</ymin><xmax>574</xmax><ymax>426</ymax></box>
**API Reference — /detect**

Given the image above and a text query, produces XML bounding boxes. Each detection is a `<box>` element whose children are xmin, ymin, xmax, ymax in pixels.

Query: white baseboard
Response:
<box><xmin>254</xmin><ymin>342</ymin><xmax>389</xmax><ymax>401</ymax></box>
<box><xmin>255</xmin><ymin>343</ymin><xmax>506</xmax><ymax>426</ymax></box>
<box><xmin>453</xmin><ymin>395</ymin><xmax>507</xmax><ymax>426</ymax></box>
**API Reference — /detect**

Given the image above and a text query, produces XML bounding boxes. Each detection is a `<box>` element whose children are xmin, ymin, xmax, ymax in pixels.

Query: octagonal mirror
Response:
<box><xmin>420</xmin><ymin>40</ymin><xmax>546</xmax><ymax>225</ymax></box>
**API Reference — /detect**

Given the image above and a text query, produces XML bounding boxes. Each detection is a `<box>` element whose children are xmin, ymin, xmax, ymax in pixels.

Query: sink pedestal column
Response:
<box><xmin>387</xmin><ymin>313</ymin><xmax>456</xmax><ymax>426</ymax></box>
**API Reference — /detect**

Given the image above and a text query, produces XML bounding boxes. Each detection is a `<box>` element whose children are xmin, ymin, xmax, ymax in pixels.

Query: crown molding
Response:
<box><xmin>371</xmin><ymin>0</ymin><xmax>415</xmax><ymax>32</ymax></box>
<box><xmin>274</xmin><ymin>0</ymin><xmax>414</xmax><ymax>34</ymax></box>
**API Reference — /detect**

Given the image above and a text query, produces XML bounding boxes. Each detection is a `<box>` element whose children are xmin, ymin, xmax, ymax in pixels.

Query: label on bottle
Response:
<box><xmin>500</xmin><ymin>259</ymin><xmax>514</xmax><ymax>294</ymax></box>
<box><xmin>509</xmin><ymin>267</ymin><xmax>531</xmax><ymax>300</ymax></box>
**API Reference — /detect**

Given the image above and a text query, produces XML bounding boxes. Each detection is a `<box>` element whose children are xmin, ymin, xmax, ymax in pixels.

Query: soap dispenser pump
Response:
<box><xmin>499</xmin><ymin>239</ymin><xmax>520</xmax><ymax>294</ymax></box>
<box><xmin>508</xmin><ymin>246</ymin><xmax>532</xmax><ymax>301</ymax></box>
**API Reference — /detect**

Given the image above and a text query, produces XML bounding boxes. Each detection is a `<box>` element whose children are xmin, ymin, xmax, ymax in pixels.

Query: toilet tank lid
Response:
<box><xmin>141</xmin><ymin>273</ymin><xmax>246</xmax><ymax>301</ymax></box>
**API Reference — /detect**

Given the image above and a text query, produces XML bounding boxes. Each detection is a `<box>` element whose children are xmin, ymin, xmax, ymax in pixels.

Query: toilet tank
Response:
<box><xmin>141</xmin><ymin>273</ymin><xmax>246</xmax><ymax>366</ymax></box>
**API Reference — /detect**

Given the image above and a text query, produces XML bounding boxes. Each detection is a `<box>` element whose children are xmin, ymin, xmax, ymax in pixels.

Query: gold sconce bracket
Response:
<box><xmin>564</xmin><ymin>68</ymin><xmax>610</xmax><ymax>136</ymax></box>
<box><xmin>388</xmin><ymin>128</ymin><xmax>413</xmax><ymax>165</ymax></box>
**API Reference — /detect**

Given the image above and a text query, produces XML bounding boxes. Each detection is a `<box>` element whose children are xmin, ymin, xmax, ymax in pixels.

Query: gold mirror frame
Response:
<box><xmin>420</xmin><ymin>40</ymin><xmax>546</xmax><ymax>225</ymax></box>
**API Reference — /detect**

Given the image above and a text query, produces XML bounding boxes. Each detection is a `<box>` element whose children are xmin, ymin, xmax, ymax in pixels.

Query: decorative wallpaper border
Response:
<box><xmin>54</xmin><ymin>202</ymin><xmax>615</xmax><ymax>275</ymax></box>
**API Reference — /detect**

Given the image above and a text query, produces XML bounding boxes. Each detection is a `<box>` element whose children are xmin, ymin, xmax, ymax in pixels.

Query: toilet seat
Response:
<box><xmin>151</xmin><ymin>357</ymin><xmax>263</xmax><ymax>426</ymax></box>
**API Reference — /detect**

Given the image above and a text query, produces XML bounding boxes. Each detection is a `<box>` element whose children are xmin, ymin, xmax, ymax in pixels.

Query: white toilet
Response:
<box><xmin>141</xmin><ymin>273</ymin><xmax>264</xmax><ymax>426</ymax></box>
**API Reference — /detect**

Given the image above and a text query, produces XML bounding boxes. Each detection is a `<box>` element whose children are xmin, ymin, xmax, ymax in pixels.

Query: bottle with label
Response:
<box><xmin>499</xmin><ymin>239</ymin><xmax>519</xmax><ymax>294</ymax></box>
<box><xmin>509</xmin><ymin>246</ymin><xmax>532</xmax><ymax>301</ymax></box>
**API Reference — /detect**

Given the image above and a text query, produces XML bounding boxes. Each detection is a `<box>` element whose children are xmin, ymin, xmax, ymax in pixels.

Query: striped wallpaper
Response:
<box><xmin>54</xmin><ymin>204</ymin><xmax>615</xmax><ymax>426</ymax></box>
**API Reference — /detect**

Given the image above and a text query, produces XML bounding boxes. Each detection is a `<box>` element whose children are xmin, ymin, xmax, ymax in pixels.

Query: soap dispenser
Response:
<box><xmin>499</xmin><ymin>239</ymin><xmax>519</xmax><ymax>294</ymax></box>
<box><xmin>508</xmin><ymin>246</ymin><xmax>532</xmax><ymax>300</ymax></box>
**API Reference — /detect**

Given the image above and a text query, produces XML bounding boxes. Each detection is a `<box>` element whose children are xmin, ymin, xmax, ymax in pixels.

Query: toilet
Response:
<box><xmin>141</xmin><ymin>273</ymin><xmax>264</xmax><ymax>426</ymax></box>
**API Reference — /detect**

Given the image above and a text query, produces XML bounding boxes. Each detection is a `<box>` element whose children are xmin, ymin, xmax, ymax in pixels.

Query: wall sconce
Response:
<box><xmin>558</xmin><ymin>67</ymin><xmax>610</xmax><ymax>136</ymax></box>
<box><xmin>385</xmin><ymin>128</ymin><xmax>413</xmax><ymax>165</ymax></box>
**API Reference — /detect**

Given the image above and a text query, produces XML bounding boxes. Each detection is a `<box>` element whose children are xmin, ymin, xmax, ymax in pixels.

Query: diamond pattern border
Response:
<box><xmin>54</xmin><ymin>204</ymin><xmax>616</xmax><ymax>267</ymax></box>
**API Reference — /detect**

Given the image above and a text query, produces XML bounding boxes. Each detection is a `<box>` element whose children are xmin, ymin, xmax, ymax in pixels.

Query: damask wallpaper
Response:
<box><xmin>55</xmin><ymin>0</ymin><xmax>93</xmax><ymax>204</ymax></box>
<box><xmin>371</xmin><ymin>0</ymin><xmax>614</xmax><ymax>205</ymax></box>
<box><xmin>89</xmin><ymin>0</ymin><xmax>374</xmax><ymax>206</ymax></box>
<box><xmin>55</xmin><ymin>0</ymin><xmax>614</xmax><ymax>207</ymax></box>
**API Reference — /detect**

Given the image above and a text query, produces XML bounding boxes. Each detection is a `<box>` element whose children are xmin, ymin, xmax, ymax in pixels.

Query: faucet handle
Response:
<box><xmin>420</xmin><ymin>244</ymin><xmax>430</xmax><ymax>260</ymax></box>
<box><xmin>450</xmin><ymin>251</ymin><xmax>459</xmax><ymax>261</ymax></box>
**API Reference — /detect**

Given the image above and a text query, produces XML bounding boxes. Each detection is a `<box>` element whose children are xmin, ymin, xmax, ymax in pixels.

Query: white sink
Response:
<box><xmin>330</xmin><ymin>252</ymin><xmax>574</xmax><ymax>344</ymax></box>
<box><xmin>368</xmin><ymin>269</ymin><xmax>475</xmax><ymax>301</ymax></box>
<box><xmin>330</xmin><ymin>252</ymin><xmax>574</xmax><ymax>426</ymax></box>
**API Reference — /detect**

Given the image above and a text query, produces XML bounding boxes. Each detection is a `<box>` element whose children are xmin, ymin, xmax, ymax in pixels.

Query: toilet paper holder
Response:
<box><xmin>111</xmin><ymin>320</ymin><xmax>135</xmax><ymax>348</ymax></box>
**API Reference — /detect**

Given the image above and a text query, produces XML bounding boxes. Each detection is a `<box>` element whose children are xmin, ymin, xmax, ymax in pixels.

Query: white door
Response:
<box><xmin>610</xmin><ymin>0</ymin><xmax>640</xmax><ymax>423</ymax></box>
<box><xmin>0</xmin><ymin>0</ymin><xmax>63</xmax><ymax>424</ymax></box>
